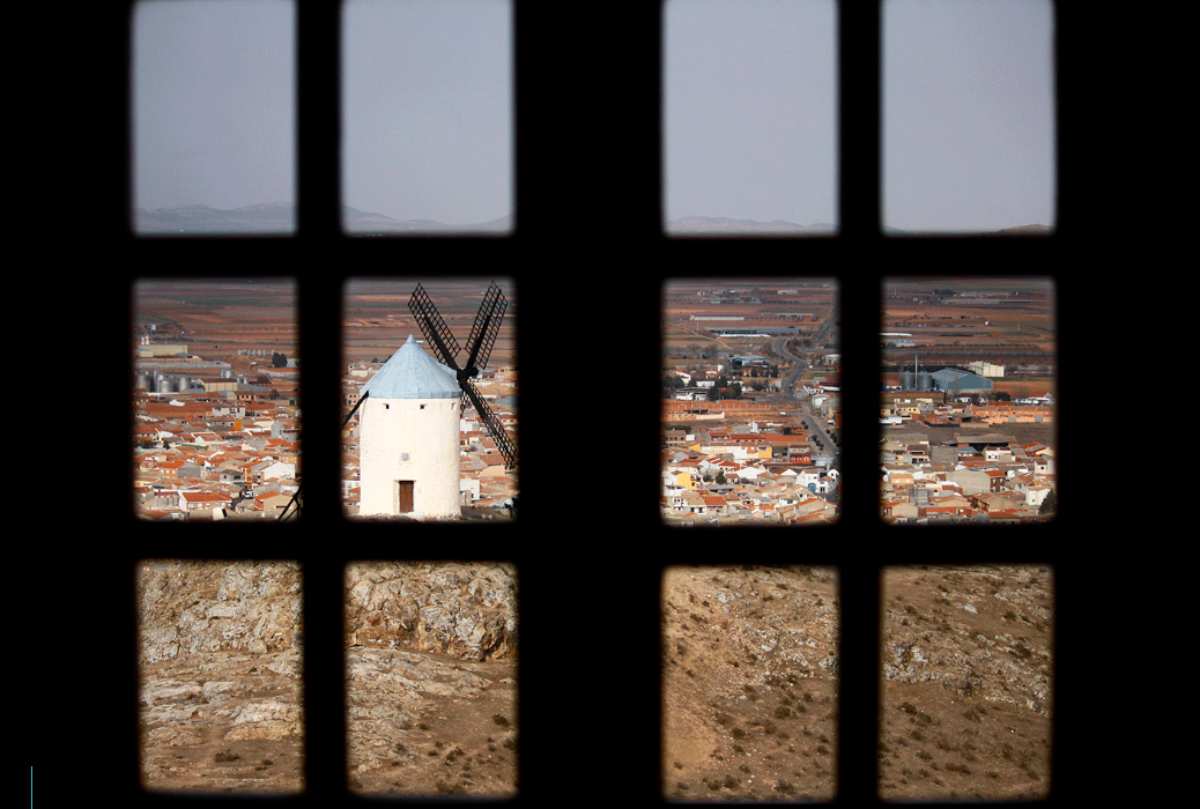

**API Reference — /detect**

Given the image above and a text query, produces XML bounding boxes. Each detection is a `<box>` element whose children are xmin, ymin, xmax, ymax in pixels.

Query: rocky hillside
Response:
<box><xmin>137</xmin><ymin>561</ymin><xmax>518</xmax><ymax>795</ymax></box>
<box><xmin>880</xmin><ymin>565</ymin><xmax>1052</xmax><ymax>799</ymax></box>
<box><xmin>663</xmin><ymin>566</ymin><xmax>839</xmax><ymax>800</ymax></box>
<box><xmin>138</xmin><ymin>561</ymin><xmax>304</xmax><ymax>792</ymax></box>
<box><xmin>344</xmin><ymin>562</ymin><xmax>518</xmax><ymax>796</ymax></box>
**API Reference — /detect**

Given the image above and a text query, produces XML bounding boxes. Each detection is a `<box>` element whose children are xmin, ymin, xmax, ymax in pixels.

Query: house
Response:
<box><xmin>255</xmin><ymin>491</ymin><xmax>293</xmax><ymax>516</ymax></box>
<box><xmin>179</xmin><ymin>490</ymin><xmax>231</xmax><ymax>512</ymax></box>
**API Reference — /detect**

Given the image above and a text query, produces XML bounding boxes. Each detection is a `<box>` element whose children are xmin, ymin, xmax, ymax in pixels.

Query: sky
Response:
<box><xmin>665</xmin><ymin>0</ymin><xmax>837</xmax><ymax>229</ymax></box>
<box><xmin>131</xmin><ymin>0</ymin><xmax>1051</xmax><ymax>232</ymax></box>
<box><xmin>885</xmin><ymin>0</ymin><xmax>1055</xmax><ymax>231</ymax></box>
<box><xmin>133</xmin><ymin>0</ymin><xmax>295</xmax><ymax>212</ymax></box>
<box><xmin>343</xmin><ymin>0</ymin><xmax>512</xmax><ymax>227</ymax></box>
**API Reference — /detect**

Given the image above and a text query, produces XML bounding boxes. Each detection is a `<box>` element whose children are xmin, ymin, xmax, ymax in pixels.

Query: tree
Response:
<box><xmin>715</xmin><ymin>470</ymin><xmax>727</xmax><ymax>485</ymax></box>
<box><xmin>272</xmin><ymin>352</ymin><xmax>288</xmax><ymax>368</ymax></box>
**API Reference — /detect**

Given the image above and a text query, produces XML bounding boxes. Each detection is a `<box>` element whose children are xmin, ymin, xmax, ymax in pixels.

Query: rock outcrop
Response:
<box><xmin>138</xmin><ymin>560</ymin><xmax>302</xmax><ymax>663</ymax></box>
<box><xmin>138</xmin><ymin>561</ymin><xmax>304</xmax><ymax>793</ymax></box>
<box><xmin>345</xmin><ymin>563</ymin><xmax>516</xmax><ymax>662</ymax></box>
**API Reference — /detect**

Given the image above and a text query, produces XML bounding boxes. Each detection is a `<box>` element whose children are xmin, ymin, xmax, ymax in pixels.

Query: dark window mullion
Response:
<box><xmin>837</xmin><ymin>0</ymin><xmax>883</xmax><ymax>802</ymax></box>
<box><xmin>296</xmin><ymin>0</ymin><xmax>345</xmax><ymax>800</ymax></box>
<box><xmin>839</xmin><ymin>0</ymin><xmax>881</xmax><ymax>238</ymax></box>
<box><xmin>297</xmin><ymin>0</ymin><xmax>341</xmax><ymax>238</ymax></box>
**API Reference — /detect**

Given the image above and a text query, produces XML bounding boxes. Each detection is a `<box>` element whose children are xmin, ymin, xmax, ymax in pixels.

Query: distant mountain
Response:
<box><xmin>135</xmin><ymin>203</ymin><xmax>512</xmax><ymax>234</ymax></box>
<box><xmin>887</xmin><ymin>223</ymin><xmax>1053</xmax><ymax>236</ymax></box>
<box><xmin>668</xmin><ymin>216</ymin><xmax>836</xmax><ymax>234</ymax></box>
<box><xmin>136</xmin><ymin>203</ymin><xmax>295</xmax><ymax>233</ymax></box>
<box><xmin>344</xmin><ymin>208</ymin><xmax>512</xmax><ymax>234</ymax></box>
<box><xmin>994</xmin><ymin>224</ymin><xmax>1053</xmax><ymax>235</ymax></box>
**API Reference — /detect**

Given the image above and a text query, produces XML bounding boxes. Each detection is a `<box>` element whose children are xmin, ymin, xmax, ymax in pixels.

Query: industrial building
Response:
<box><xmin>966</xmin><ymin>360</ymin><xmax>1006</xmax><ymax>378</ymax></box>
<box><xmin>899</xmin><ymin>355</ymin><xmax>993</xmax><ymax>393</ymax></box>
<box><xmin>929</xmin><ymin>367</ymin><xmax>993</xmax><ymax>393</ymax></box>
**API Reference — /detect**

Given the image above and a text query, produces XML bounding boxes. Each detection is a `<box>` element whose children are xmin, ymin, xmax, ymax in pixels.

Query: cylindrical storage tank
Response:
<box><xmin>358</xmin><ymin>336</ymin><xmax>462</xmax><ymax>520</ymax></box>
<box><xmin>900</xmin><ymin>370</ymin><xmax>913</xmax><ymax>390</ymax></box>
<box><xmin>916</xmin><ymin>371</ymin><xmax>932</xmax><ymax>391</ymax></box>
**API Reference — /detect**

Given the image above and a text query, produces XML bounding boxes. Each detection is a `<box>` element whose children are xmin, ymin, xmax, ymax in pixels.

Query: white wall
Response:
<box><xmin>359</xmin><ymin>397</ymin><xmax>461</xmax><ymax>519</ymax></box>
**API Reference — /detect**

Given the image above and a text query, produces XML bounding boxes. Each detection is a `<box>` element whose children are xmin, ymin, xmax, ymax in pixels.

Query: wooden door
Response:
<box><xmin>395</xmin><ymin>480</ymin><xmax>414</xmax><ymax>513</ymax></box>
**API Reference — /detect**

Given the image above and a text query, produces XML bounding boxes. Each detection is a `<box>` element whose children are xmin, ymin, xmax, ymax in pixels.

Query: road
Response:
<box><xmin>769</xmin><ymin>324</ymin><xmax>839</xmax><ymax>458</ymax></box>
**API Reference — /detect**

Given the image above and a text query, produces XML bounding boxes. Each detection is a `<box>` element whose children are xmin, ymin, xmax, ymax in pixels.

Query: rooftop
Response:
<box><xmin>363</xmin><ymin>335</ymin><xmax>461</xmax><ymax>400</ymax></box>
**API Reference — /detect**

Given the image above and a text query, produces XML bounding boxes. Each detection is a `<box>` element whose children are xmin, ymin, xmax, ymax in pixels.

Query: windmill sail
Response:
<box><xmin>463</xmin><ymin>282</ymin><xmax>507</xmax><ymax>374</ymax></box>
<box><xmin>462</xmin><ymin>378</ymin><xmax>517</xmax><ymax>470</ymax></box>
<box><xmin>409</xmin><ymin>283</ymin><xmax>461</xmax><ymax>368</ymax></box>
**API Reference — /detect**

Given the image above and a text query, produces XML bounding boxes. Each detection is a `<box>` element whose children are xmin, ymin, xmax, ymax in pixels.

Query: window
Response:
<box><xmin>71</xmin><ymin>1</ymin><xmax>1081</xmax><ymax>806</ymax></box>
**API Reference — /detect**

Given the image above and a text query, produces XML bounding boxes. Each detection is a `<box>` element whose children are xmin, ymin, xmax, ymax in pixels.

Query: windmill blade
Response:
<box><xmin>277</xmin><ymin>486</ymin><xmax>302</xmax><ymax>521</ymax></box>
<box><xmin>463</xmin><ymin>282</ymin><xmax>507</xmax><ymax>374</ymax></box>
<box><xmin>408</xmin><ymin>283</ymin><xmax>461</xmax><ymax>369</ymax></box>
<box><xmin>343</xmin><ymin>390</ymin><xmax>369</xmax><ymax>428</ymax></box>
<box><xmin>462</xmin><ymin>379</ymin><xmax>517</xmax><ymax>470</ymax></box>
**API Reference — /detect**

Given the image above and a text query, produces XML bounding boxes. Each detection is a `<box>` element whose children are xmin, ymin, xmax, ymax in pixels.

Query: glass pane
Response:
<box><xmin>139</xmin><ymin>561</ymin><xmax>303</xmax><ymax>792</ymax></box>
<box><xmin>343</xmin><ymin>279</ymin><xmax>517</xmax><ymax>521</ymax></box>
<box><xmin>665</xmin><ymin>0</ymin><xmax>837</xmax><ymax>234</ymax></box>
<box><xmin>881</xmin><ymin>279</ymin><xmax>1056</xmax><ymax>524</ymax></box>
<box><xmin>346</xmin><ymin>562</ymin><xmax>518</xmax><ymax>796</ymax></box>
<box><xmin>133</xmin><ymin>0</ymin><xmax>295</xmax><ymax>234</ymax></box>
<box><xmin>663</xmin><ymin>566</ymin><xmax>838</xmax><ymax>799</ymax></box>
<box><xmin>880</xmin><ymin>565</ymin><xmax>1052</xmax><ymax>799</ymax></box>
<box><xmin>342</xmin><ymin>0</ymin><xmax>512</xmax><ymax>233</ymax></box>
<box><xmin>663</xmin><ymin>279</ymin><xmax>839</xmax><ymax>524</ymax></box>
<box><xmin>133</xmin><ymin>280</ymin><xmax>300</xmax><ymax>521</ymax></box>
<box><xmin>884</xmin><ymin>0</ymin><xmax>1055</xmax><ymax>233</ymax></box>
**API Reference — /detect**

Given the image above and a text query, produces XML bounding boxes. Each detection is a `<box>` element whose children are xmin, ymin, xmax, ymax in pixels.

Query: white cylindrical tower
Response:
<box><xmin>358</xmin><ymin>335</ymin><xmax>462</xmax><ymax>520</ymax></box>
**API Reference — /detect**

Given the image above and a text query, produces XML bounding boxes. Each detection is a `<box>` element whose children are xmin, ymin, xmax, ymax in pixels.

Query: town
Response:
<box><xmin>880</xmin><ymin>280</ymin><xmax>1056</xmax><ymax>523</ymax></box>
<box><xmin>133</xmin><ymin>281</ymin><xmax>300</xmax><ymax>520</ymax></box>
<box><xmin>341</xmin><ymin>280</ymin><xmax>518</xmax><ymax>519</ymax></box>
<box><xmin>662</xmin><ymin>281</ymin><xmax>840</xmax><ymax>524</ymax></box>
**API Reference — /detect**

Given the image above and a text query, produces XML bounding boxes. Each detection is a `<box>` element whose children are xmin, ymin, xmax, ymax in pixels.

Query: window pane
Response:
<box><xmin>663</xmin><ymin>279</ymin><xmax>839</xmax><ymax>524</ymax></box>
<box><xmin>133</xmin><ymin>0</ymin><xmax>295</xmax><ymax>234</ymax></box>
<box><xmin>139</xmin><ymin>561</ymin><xmax>303</xmax><ymax>793</ymax></box>
<box><xmin>881</xmin><ymin>279</ymin><xmax>1056</xmax><ymax>524</ymax></box>
<box><xmin>343</xmin><ymin>279</ymin><xmax>517</xmax><ymax>520</ymax></box>
<box><xmin>880</xmin><ymin>565</ymin><xmax>1052</xmax><ymax>799</ymax></box>
<box><xmin>884</xmin><ymin>0</ymin><xmax>1055</xmax><ymax>233</ymax></box>
<box><xmin>346</xmin><ymin>562</ymin><xmax>518</xmax><ymax>796</ymax></box>
<box><xmin>342</xmin><ymin>0</ymin><xmax>512</xmax><ymax>234</ymax></box>
<box><xmin>665</xmin><ymin>0</ymin><xmax>837</xmax><ymax>234</ymax></box>
<box><xmin>663</xmin><ymin>566</ymin><xmax>838</xmax><ymax>799</ymax></box>
<box><xmin>134</xmin><ymin>280</ymin><xmax>300</xmax><ymax>521</ymax></box>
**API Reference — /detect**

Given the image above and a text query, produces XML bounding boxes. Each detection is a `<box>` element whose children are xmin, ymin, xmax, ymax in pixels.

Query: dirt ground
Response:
<box><xmin>140</xmin><ymin>650</ymin><xmax>303</xmax><ymax>793</ymax></box>
<box><xmin>662</xmin><ymin>566</ymin><xmax>839</xmax><ymax>800</ymax></box>
<box><xmin>880</xmin><ymin>566</ymin><xmax>1052</xmax><ymax>799</ymax></box>
<box><xmin>346</xmin><ymin>648</ymin><xmax>516</xmax><ymax>796</ymax></box>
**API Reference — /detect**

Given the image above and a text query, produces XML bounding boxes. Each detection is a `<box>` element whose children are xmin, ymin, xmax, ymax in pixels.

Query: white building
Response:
<box><xmin>358</xmin><ymin>336</ymin><xmax>462</xmax><ymax>520</ymax></box>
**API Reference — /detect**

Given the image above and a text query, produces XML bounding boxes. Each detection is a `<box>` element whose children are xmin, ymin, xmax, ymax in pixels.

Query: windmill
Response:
<box><xmin>278</xmin><ymin>281</ymin><xmax>514</xmax><ymax>522</ymax></box>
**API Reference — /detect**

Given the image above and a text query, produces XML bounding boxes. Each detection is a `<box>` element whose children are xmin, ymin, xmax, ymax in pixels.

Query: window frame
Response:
<box><xmin>72</xmin><ymin>0</ymin><xmax>1075</xmax><ymax>805</ymax></box>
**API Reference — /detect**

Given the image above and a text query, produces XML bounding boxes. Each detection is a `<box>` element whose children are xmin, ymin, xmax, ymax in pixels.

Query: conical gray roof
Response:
<box><xmin>363</xmin><ymin>335</ymin><xmax>461</xmax><ymax>400</ymax></box>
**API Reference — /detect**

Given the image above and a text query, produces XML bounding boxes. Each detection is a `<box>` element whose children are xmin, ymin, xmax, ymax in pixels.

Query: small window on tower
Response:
<box><xmin>420</xmin><ymin>404</ymin><xmax>426</xmax><ymax>410</ymax></box>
